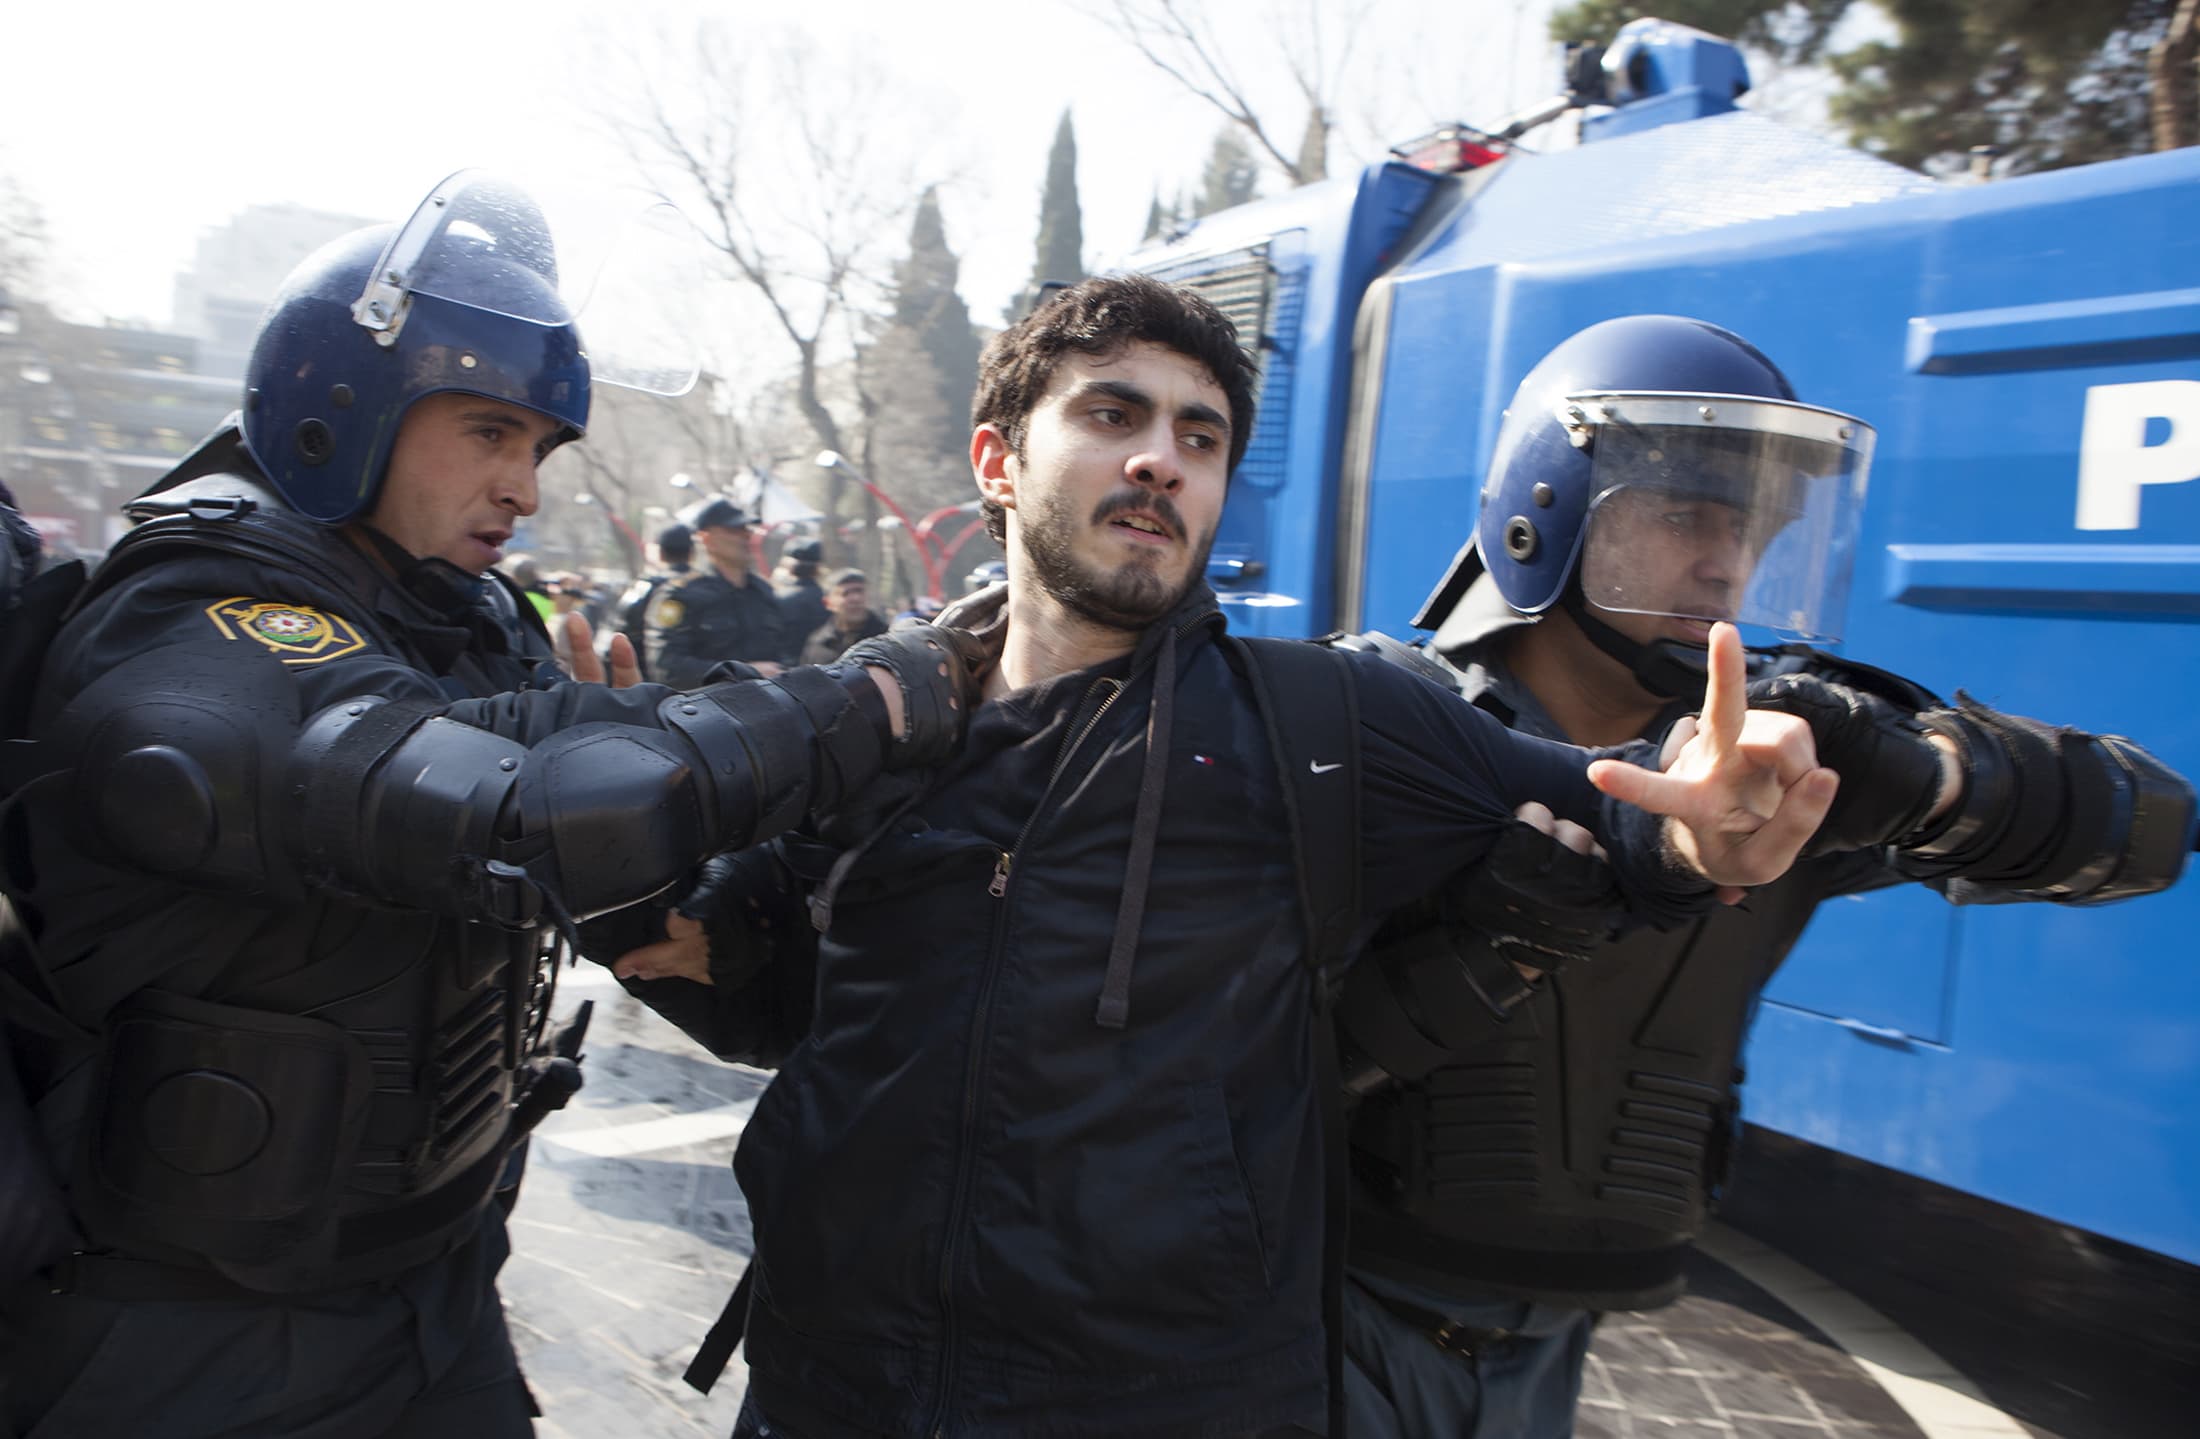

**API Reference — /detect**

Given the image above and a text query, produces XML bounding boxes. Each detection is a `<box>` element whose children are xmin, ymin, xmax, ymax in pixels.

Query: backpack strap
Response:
<box><xmin>1235</xmin><ymin>636</ymin><xmax>1361</xmax><ymax>976</ymax></box>
<box><xmin>1233</xmin><ymin>634</ymin><xmax>1361</xmax><ymax>1438</ymax></box>
<box><xmin>683</xmin><ymin>1259</ymin><xmax>755</xmax><ymax>1393</ymax></box>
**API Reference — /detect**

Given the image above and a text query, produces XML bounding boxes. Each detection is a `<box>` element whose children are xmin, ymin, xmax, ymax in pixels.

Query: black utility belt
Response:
<box><xmin>1351</xmin><ymin>1278</ymin><xmax>1514</xmax><ymax>1358</ymax></box>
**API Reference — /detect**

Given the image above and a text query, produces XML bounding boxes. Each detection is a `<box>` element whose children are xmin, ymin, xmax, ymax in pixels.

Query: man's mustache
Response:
<box><xmin>1090</xmin><ymin>491</ymin><xmax>1185</xmax><ymax>541</ymax></box>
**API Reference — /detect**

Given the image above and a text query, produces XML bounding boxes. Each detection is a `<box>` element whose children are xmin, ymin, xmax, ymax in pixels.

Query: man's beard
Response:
<box><xmin>1019</xmin><ymin>486</ymin><xmax>1216</xmax><ymax>632</ymax></box>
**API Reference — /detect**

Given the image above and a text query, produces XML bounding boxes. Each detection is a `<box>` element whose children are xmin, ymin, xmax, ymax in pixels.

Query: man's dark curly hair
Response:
<box><xmin>971</xmin><ymin>274</ymin><xmax>1259</xmax><ymax>545</ymax></box>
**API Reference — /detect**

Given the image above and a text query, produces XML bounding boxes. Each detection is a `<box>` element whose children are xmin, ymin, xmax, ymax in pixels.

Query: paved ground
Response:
<box><xmin>505</xmin><ymin>966</ymin><xmax>2007</xmax><ymax>1439</ymax></box>
<box><xmin>1577</xmin><ymin>1255</ymin><xmax>1930</xmax><ymax>1439</ymax></box>
<box><xmin>503</xmin><ymin>966</ymin><xmax>758</xmax><ymax>1439</ymax></box>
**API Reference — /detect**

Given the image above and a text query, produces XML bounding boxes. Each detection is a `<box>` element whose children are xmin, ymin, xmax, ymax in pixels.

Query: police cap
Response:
<box><xmin>686</xmin><ymin>497</ymin><xmax>756</xmax><ymax>531</ymax></box>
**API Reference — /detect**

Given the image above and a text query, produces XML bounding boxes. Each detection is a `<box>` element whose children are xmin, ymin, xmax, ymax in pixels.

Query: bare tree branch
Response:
<box><xmin>1090</xmin><ymin>0</ymin><xmax>1394</xmax><ymax>186</ymax></box>
<box><xmin>1091</xmin><ymin>0</ymin><xmax>1313</xmax><ymax>181</ymax></box>
<box><xmin>589</xmin><ymin>19</ymin><xmax>956</xmax><ymax>564</ymax></box>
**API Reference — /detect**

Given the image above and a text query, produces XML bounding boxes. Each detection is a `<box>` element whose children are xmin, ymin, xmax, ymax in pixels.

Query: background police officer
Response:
<box><xmin>0</xmin><ymin>172</ymin><xmax>970</xmax><ymax>1439</ymax></box>
<box><xmin>649</xmin><ymin>496</ymin><xmax>787</xmax><ymax>686</ymax></box>
<box><xmin>607</xmin><ymin>521</ymin><xmax>693</xmax><ymax>682</ymax></box>
<box><xmin>1335</xmin><ymin>315</ymin><xmax>2195</xmax><ymax>1439</ymax></box>
<box><xmin>772</xmin><ymin>535</ymin><xmax>826</xmax><ymax>657</ymax></box>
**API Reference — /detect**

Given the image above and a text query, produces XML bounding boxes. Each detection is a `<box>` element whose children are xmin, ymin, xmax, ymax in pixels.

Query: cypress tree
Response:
<box><xmin>1011</xmin><ymin>110</ymin><xmax>1086</xmax><ymax>320</ymax></box>
<box><xmin>866</xmin><ymin>188</ymin><xmax>985</xmax><ymax>529</ymax></box>
<box><xmin>888</xmin><ymin>187</ymin><xmax>981</xmax><ymax>462</ymax></box>
<box><xmin>1195</xmin><ymin>128</ymin><xmax>1261</xmax><ymax>217</ymax></box>
<box><xmin>1142</xmin><ymin>192</ymin><xmax>1169</xmax><ymax>243</ymax></box>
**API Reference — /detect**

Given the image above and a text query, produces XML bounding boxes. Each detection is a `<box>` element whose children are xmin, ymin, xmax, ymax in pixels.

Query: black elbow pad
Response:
<box><xmin>291</xmin><ymin>702</ymin><xmax>517</xmax><ymax>910</ymax></box>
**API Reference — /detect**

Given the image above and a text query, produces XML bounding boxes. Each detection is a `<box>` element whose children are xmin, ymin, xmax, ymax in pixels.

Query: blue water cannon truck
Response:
<box><xmin>1129</xmin><ymin>12</ymin><xmax>2198</xmax><ymax>1404</ymax></box>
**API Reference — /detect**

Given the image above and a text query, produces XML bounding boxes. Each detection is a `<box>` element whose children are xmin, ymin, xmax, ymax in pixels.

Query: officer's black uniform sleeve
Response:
<box><xmin>1346</xmin><ymin>652</ymin><xmax>1714</xmax><ymax>927</ymax></box>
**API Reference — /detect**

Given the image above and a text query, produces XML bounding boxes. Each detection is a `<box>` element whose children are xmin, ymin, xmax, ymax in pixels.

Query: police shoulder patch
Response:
<box><xmin>204</xmin><ymin>597</ymin><xmax>367</xmax><ymax>665</ymax></box>
<box><xmin>649</xmin><ymin>590</ymin><xmax>687</xmax><ymax>631</ymax></box>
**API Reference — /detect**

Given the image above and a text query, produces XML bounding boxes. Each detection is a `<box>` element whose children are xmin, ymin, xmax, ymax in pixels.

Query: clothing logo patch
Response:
<box><xmin>204</xmin><ymin>597</ymin><xmax>366</xmax><ymax>665</ymax></box>
<box><xmin>1308</xmin><ymin>760</ymin><xmax>1345</xmax><ymax>775</ymax></box>
<box><xmin>649</xmin><ymin>593</ymin><xmax>685</xmax><ymax>630</ymax></box>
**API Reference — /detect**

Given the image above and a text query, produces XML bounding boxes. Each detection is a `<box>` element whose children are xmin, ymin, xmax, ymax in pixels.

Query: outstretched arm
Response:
<box><xmin>1747</xmin><ymin>657</ymin><xmax>2197</xmax><ymax>904</ymax></box>
<box><xmin>30</xmin><ymin>625</ymin><xmax>968</xmax><ymax>927</ymax></box>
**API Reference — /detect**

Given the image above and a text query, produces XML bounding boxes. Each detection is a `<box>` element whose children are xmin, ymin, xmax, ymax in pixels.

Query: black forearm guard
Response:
<box><xmin>1906</xmin><ymin>695</ymin><xmax>2195</xmax><ymax>904</ymax></box>
<box><xmin>1337</xmin><ymin>822</ymin><xmax>1623</xmax><ymax>1095</ymax></box>
<box><xmin>299</xmin><ymin>660</ymin><xmax>899</xmax><ymax>922</ymax></box>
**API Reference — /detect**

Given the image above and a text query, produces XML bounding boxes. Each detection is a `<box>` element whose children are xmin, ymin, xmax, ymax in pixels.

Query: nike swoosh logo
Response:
<box><xmin>1309</xmin><ymin>761</ymin><xmax>1344</xmax><ymax>775</ymax></box>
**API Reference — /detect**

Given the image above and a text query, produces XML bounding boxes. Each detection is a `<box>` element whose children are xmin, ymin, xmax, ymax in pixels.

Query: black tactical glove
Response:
<box><xmin>1338</xmin><ymin>821</ymin><xmax>1624</xmax><ymax>1093</ymax></box>
<box><xmin>1746</xmin><ymin>672</ymin><xmax>1946</xmax><ymax>855</ymax></box>
<box><xmin>678</xmin><ymin>846</ymin><xmax>808</xmax><ymax>991</ymax></box>
<box><xmin>843</xmin><ymin>622</ymin><xmax>989</xmax><ymax>768</ymax></box>
<box><xmin>1442</xmin><ymin>819</ymin><xmax>1627</xmax><ymax>989</ymax></box>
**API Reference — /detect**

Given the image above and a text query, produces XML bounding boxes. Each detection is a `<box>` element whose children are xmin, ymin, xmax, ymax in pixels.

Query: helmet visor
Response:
<box><xmin>358</xmin><ymin>170</ymin><xmax>702</xmax><ymax>397</ymax></box>
<box><xmin>1573</xmin><ymin>394</ymin><xmax>1872</xmax><ymax>641</ymax></box>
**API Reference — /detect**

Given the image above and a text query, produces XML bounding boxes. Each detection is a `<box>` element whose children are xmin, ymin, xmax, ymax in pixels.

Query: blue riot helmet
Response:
<box><xmin>963</xmin><ymin>559</ymin><xmax>1007</xmax><ymax>595</ymax></box>
<box><xmin>1413</xmin><ymin>315</ymin><xmax>1873</xmax><ymax>693</ymax></box>
<box><xmin>241</xmin><ymin>173</ymin><xmax>589</xmax><ymax>524</ymax></box>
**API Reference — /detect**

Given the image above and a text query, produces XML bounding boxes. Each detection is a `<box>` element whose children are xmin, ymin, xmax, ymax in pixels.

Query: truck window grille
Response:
<box><xmin>1157</xmin><ymin>247</ymin><xmax>1308</xmax><ymax>492</ymax></box>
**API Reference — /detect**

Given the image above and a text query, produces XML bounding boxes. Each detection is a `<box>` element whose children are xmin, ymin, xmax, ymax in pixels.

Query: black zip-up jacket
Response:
<box><xmin>734</xmin><ymin>590</ymin><xmax>1715</xmax><ymax>1438</ymax></box>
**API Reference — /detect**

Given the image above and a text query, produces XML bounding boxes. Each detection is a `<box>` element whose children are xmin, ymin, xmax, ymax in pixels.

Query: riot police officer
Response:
<box><xmin>0</xmin><ymin>172</ymin><xmax>973</xmax><ymax>1439</ymax></box>
<box><xmin>1335</xmin><ymin>315</ymin><xmax>2195</xmax><ymax>1438</ymax></box>
<box><xmin>649</xmin><ymin>496</ymin><xmax>788</xmax><ymax>685</ymax></box>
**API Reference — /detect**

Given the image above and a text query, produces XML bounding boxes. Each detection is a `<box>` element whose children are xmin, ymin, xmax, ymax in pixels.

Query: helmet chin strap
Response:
<box><xmin>1558</xmin><ymin>586</ymin><xmax>1709</xmax><ymax>701</ymax></box>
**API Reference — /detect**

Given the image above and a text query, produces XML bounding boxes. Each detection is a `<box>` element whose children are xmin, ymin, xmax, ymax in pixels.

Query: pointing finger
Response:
<box><xmin>1697</xmin><ymin>621</ymin><xmax>1747</xmax><ymax>756</ymax></box>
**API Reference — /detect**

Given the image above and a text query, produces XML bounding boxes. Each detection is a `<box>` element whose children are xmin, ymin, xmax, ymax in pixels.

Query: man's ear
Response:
<box><xmin>972</xmin><ymin>423</ymin><xmax>1017</xmax><ymax>512</ymax></box>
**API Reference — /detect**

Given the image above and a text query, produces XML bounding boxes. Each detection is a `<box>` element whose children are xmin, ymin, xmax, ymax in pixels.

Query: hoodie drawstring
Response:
<box><xmin>1095</xmin><ymin>623</ymin><xmax>1176</xmax><ymax>1029</ymax></box>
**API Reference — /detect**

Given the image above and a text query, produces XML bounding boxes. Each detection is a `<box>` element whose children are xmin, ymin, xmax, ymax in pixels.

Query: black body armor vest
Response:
<box><xmin>1348</xmin><ymin>870</ymin><xmax>1835</xmax><ymax>1309</ymax></box>
<box><xmin>6</xmin><ymin>456</ymin><xmax>557</xmax><ymax>1293</ymax></box>
<box><xmin>1346</xmin><ymin>598</ymin><xmax>1897</xmax><ymax>1310</ymax></box>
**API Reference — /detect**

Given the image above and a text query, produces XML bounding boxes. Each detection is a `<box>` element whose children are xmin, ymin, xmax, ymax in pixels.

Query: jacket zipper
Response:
<box><xmin>987</xmin><ymin>676</ymin><xmax>1125</xmax><ymax>899</ymax></box>
<box><xmin>927</xmin><ymin>672</ymin><xmax>1124</xmax><ymax>1436</ymax></box>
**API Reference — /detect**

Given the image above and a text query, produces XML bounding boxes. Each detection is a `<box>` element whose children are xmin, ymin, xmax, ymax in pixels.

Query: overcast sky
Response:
<box><xmin>4</xmin><ymin>0</ymin><xmax>1567</xmax><ymax>330</ymax></box>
